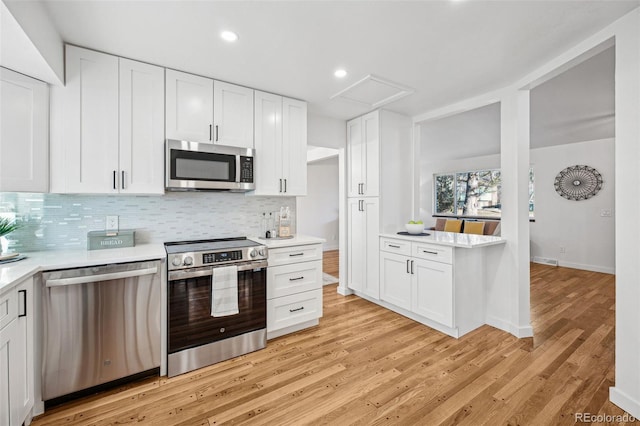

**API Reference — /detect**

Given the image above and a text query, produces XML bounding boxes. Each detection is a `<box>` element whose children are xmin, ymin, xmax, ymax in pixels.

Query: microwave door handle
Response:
<box><xmin>236</xmin><ymin>155</ymin><xmax>241</xmax><ymax>183</ymax></box>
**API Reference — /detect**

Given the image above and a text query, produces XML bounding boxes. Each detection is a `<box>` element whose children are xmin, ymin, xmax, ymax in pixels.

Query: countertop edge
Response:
<box><xmin>250</xmin><ymin>235</ymin><xmax>326</xmax><ymax>249</ymax></box>
<box><xmin>379</xmin><ymin>232</ymin><xmax>506</xmax><ymax>248</ymax></box>
<box><xmin>0</xmin><ymin>243</ymin><xmax>167</xmax><ymax>294</ymax></box>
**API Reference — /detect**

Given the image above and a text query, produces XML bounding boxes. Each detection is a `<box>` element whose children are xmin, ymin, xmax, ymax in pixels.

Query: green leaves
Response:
<box><xmin>0</xmin><ymin>218</ymin><xmax>21</xmax><ymax>237</ymax></box>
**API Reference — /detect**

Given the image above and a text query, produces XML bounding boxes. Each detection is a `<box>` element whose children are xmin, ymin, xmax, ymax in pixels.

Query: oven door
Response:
<box><xmin>167</xmin><ymin>264</ymin><xmax>266</xmax><ymax>355</ymax></box>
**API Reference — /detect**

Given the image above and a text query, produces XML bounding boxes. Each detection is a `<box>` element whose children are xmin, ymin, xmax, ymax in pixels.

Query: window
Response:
<box><xmin>434</xmin><ymin>168</ymin><xmax>535</xmax><ymax>219</ymax></box>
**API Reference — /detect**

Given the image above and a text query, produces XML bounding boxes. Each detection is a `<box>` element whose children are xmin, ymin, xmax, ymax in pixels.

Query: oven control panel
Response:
<box><xmin>167</xmin><ymin>244</ymin><xmax>268</xmax><ymax>271</ymax></box>
<box><xmin>203</xmin><ymin>250</ymin><xmax>242</xmax><ymax>264</ymax></box>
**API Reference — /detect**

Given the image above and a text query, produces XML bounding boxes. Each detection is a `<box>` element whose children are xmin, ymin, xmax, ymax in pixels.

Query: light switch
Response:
<box><xmin>600</xmin><ymin>209</ymin><xmax>612</xmax><ymax>217</ymax></box>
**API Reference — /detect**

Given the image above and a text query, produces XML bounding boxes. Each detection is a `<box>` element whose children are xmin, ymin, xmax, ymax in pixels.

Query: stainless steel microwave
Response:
<box><xmin>165</xmin><ymin>140</ymin><xmax>255</xmax><ymax>192</ymax></box>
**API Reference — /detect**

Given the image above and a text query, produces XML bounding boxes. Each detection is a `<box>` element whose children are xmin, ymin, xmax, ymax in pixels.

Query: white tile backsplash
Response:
<box><xmin>0</xmin><ymin>192</ymin><xmax>295</xmax><ymax>252</ymax></box>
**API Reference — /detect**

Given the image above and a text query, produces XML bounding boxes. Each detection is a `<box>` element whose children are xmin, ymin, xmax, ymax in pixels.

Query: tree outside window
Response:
<box><xmin>434</xmin><ymin>168</ymin><xmax>534</xmax><ymax>219</ymax></box>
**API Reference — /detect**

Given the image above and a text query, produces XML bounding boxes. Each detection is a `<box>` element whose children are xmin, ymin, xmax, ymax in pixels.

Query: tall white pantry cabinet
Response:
<box><xmin>346</xmin><ymin>110</ymin><xmax>412</xmax><ymax>299</ymax></box>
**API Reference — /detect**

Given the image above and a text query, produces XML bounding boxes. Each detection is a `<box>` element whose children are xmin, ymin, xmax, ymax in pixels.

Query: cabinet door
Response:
<box><xmin>362</xmin><ymin>198</ymin><xmax>380</xmax><ymax>299</ymax></box>
<box><xmin>253</xmin><ymin>91</ymin><xmax>283</xmax><ymax>195</ymax></box>
<box><xmin>59</xmin><ymin>45</ymin><xmax>119</xmax><ymax>193</ymax></box>
<box><xmin>346</xmin><ymin>117</ymin><xmax>363</xmax><ymax>197</ymax></box>
<box><xmin>0</xmin><ymin>318</ymin><xmax>14</xmax><ymax>426</ymax></box>
<box><xmin>213</xmin><ymin>81</ymin><xmax>254</xmax><ymax>148</ymax></box>
<box><xmin>362</xmin><ymin>110</ymin><xmax>379</xmax><ymax>197</ymax></box>
<box><xmin>166</xmin><ymin>69</ymin><xmax>213</xmax><ymax>143</ymax></box>
<box><xmin>379</xmin><ymin>251</ymin><xmax>411</xmax><ymax>310</ymax></box>
<box><xmin>13</xmin><ymin>278</ymin><xmax>33</xmax><ymax>423</ymax></box>
<box><xmin>347</xmin><ymin>198</ymin><xmax>365</xmax><ymax>292</ymax></box>
<box><xmin>0</xmin><ymin>67</ymin><xmax>49</xmax><ymax>192</ymax></box>
<box><xmin>119</xmin><ymin>58</ymin><xmax>165</xmax><ymax>194</ymax></box>
<box><xmin>281</xmin><ymin>97</ymin><xmax>307</xmax><ymax>196</ymax></box>
<box><xmin>412</xmin><ymin>258</ymin><xmax>453</xmax><ymax>327</ymax></box>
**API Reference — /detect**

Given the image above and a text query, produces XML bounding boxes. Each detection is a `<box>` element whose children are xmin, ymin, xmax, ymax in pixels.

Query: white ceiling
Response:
<box><xmin>420</xmin><ymin>45</ymin><xmax>615</xmax><ymax>160</ymax></box>
<box><xmin>20</xmin><ymin>0</ymin><xmax>639</xmax><ymax>120</ymax></box>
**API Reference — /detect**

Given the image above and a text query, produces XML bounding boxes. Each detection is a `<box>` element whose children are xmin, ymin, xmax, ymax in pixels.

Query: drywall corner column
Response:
<box><xmin>484</xmin><ymin>90</ymin><xmax>532</xmax><ymax>338</ymax></box>
<box><xmin>610</xmin><ymin>8</ymin><xmax>640</xmax><ymax>419</ymax></box>
<box><xmin>337</xmin><ymin>146</ymin><xmax>353</xmax><ymax>296</ymax></box>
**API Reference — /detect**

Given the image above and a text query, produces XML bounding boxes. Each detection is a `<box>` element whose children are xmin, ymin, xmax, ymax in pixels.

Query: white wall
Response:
<box><xmin>297</xmin><ymin>156</ymin><xmax>339</xmax><ymax>251</ymax></box>
<box><xmin>530</xmin><ymin>138</ymin><xmax>615</xmax><ymax>273</ymax></box>
<box><xmin>419</xmin><ymin>139</ymin><xmax>616</xmax><ymax>274</ymax></box>
<box><xmin>307</xmin><ymin>112</ymin><xmax>346</xmax><ymax>149</ymax></box>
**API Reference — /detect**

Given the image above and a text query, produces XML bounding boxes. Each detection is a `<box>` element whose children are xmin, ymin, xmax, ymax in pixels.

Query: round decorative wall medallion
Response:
<box><xmin>554</xmin><ymin>165</ymin><xmax>603</xmax><ymax>201</ymax></box>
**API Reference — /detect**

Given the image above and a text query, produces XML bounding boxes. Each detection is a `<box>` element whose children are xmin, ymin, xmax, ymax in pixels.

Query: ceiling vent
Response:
<box><xmin>330</xmin><ymin>74</ymin><xmax>414</xmax><ymax>109</ymax></box>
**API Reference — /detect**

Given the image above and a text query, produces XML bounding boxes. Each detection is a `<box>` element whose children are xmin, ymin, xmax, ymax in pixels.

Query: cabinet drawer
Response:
<box><xmin>267</xmin><ymin>260</ymin><xmax>322</xmax><ymax>299</ymax></box>
<box><xmin>412</xmin><ymin>243</ymin><xmax>453</xmax><ymax>264</ymax></box>
<box><xmin>268</xmin><ymin>244</ymin><xmax>322</xmax><ymax>267</ymax></box>
<box><xmin>267</xmin><ymin>289</ymin><xmax>323</xmax><ymax>332</ymax></box>
<box><xmin>0</xmin><ymin>288</ymin><xmax>17</xmax><ymax>331</ymax></box>
<box><xmin>380</xmin><ymin>238</ymin><xmax>411</xmax><ymax>256</ymax></box>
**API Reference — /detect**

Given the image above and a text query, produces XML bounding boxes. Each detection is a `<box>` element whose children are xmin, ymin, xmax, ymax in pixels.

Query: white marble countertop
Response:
<box><xmin>0</xmin><ymin>243</ymin><xmax>166</xmax><ymax>294</ymax></box>
<box><xmin>380</xmin><ymin>231</ymin><xmax>505</xmax><ymax>248</ymax></box>
<box><xmin>251</xmin><ymin>234</ymin><xmax>326</xmax><ymax>249</ymax></box>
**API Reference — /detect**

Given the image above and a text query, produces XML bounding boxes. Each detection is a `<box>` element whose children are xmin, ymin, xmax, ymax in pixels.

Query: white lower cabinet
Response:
<box><xmin>0</xmin><ymin>277</ymin><xmax>34</xmax><ymax>426</ymax></box>
<box><xmin>380</xmin><ymin>237</ymin><xmax>459</xmax><ymax>334</ymax></box>
<box><xmin>412</xmin><ymin>259</ymin><xmax>453</xmax><ymax>328</ymax></box>
<box><xmin>266</xmin><ymin>243</ymin><xmax>323</xmax><ymax>339</ymax></box>
<box><xmin>347</xmin><ymin>198</ymin><xmax>380</xmax><ymax>299</ymax></box>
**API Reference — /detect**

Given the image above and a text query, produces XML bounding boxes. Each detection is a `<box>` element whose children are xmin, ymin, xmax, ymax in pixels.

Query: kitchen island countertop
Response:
<box><xmin>0</xmin><ymin>243</ymin><xmax>166</xmax><ymax>293</ymax></box>
<box><xmin>380</xmin><ymin>231</ymin><xmax>505</xmax><ymax>248</ymax></box>
<box><xmin>251</xmin><ymin>234</ymin><xmax>326</xmax><ymax>249</ymax></box>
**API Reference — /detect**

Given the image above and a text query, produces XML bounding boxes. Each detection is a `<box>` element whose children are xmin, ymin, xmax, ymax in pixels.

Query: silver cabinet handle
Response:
<box><xmin>289</xmin><ymin>306</ymin><xmax>304</xmax><ymax>313</ymax></box>
<box><xmin>289</xmin><ymin>276</ymin><xmax>304</xmax><ymax>281</ymax></box>
<box><xmin>209</xmin><ymin>124</ymin><xmax>213</xmax><ymax>141</ymax></box>
<box><xmin>215</xmin><ymin>125</ymin><xmax>219</xmax><ymax>142</ymax></box>
<box><xmin>113</xmin><ymin>170</ymin><xmax>117</xmax><ymax>190</ymax></box>
<box><xmin>289</xmin><ymin>253</ymin><xmax>304</xmax><ymax>257</ymax></box>
<box><xmin>121</xmin><ymin>171</ymin><xmax>125</xmax><ymax>189</ymax></box>
<box><xmin>389</xmin><ymin>244</ymin><xmax>401</xmax><ymax>248</ymax></box>
<box><xmin>279</xmin><ymin>179</ymin><xmax>283</xmax><ymax>193</ymax></box>
<box><xmin>406</xmin><ymin>259</ymin><xmax>410</xmax><ymax>274</ymax></box>
<box><xmin>411</xmin><ymin>260</ymin><xmax>414</xmax><ymax>274</ymax></box>
<box><xmin>423</xmin><ymin>250</ymin><xmax>438</xmax><ymax>255</ymax></box>
<box><xmin>284</xmin><ymin>179</ymin><xmax>287</xmax><ymax>193</ymax></box>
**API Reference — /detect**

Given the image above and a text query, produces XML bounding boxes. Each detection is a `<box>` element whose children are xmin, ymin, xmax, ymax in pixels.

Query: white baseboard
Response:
<box><xmin>558</xmin><ymin>260</ymin><xmax>615</xmax><ymax>275</ymax></box>
<box><xmin>610</xmin><ymin>387</ymin><xmax>640</xmax><ymax>419</ymax></box>
<box><xmin>486</xmin><ymin>315</ymin><xmax>533</xmax><ymax>338</ymax></box>
<box><xmin>323</xmin><ymin>242</ymin><xmax>339</xmax><ymax>251</ymax></box>
<box><xmin>336</xmin><ymin>284</ymin><xmax>353</xmax><ymax>296</ymax></box>
<box><xmin>529</xmin><ymin>257</ymin><xmax>615</xmax><ymax>275</ymax></box>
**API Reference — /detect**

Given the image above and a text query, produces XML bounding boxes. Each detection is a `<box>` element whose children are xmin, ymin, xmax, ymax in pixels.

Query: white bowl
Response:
<box><xmin>405</xmin><ymin>223</ymin><xmax>424</xmax><ymax>234</ymax></box>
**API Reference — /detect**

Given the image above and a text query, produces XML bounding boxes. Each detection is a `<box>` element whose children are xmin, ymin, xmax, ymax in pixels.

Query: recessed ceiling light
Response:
<box><xmin>221</xmin><ymin>31</ymin><xmax>239</xmax><ymax>42</ymax></box>
<box><xmin>334</xmin><ymin>69</ymin><xmax>347</xmax><ymax>78</ymax></box>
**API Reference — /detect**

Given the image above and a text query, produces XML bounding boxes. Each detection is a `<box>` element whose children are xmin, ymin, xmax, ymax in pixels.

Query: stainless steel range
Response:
<box><xmin>165</xmin><ymin>237</ymin><xmax>268</xmax><ymax>377</ymax></box>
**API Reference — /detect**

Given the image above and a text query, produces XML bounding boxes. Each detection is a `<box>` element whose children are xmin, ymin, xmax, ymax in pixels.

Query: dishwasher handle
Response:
<box><xmin>45</xmin><ymin>266</ymin><xmax>158</xmax><ymax>287</ymax></box>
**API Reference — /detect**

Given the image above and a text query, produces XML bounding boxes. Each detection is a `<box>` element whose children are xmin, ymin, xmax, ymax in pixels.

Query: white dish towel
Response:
<box><xmin>210</xmin><ymin>265</ymin><xmax>239</xmax><ymax>317</ymax></box>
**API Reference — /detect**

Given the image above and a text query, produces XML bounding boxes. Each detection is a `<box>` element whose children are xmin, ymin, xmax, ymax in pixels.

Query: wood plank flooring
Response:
<box><xmin>323</xmin><ymin>249</ymin><xmax>339</xmax><ymax>278</ymax></box>
<box><xmin>33</xmin><ymin>263</ymin><xmax>633</xmax><ymax>425</ymax></box>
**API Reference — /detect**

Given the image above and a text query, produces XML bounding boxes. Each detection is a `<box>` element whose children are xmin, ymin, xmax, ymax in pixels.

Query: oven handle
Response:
<box><xmin>168</xmin><ymin>261</ymin><xmax>268</xmax><ymax>281</ymax></box>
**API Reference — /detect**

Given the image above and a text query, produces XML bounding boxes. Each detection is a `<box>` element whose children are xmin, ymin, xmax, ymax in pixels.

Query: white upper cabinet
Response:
<box><xmin>253</xmin><ymin>91</ymin><xmax>307</xmax><ymax>196</ymax></box>
<box><xmin>213</xmin><ymin>81</ymin><xmax>254</xmax><ymax>148</ymax></box>
<box><xmin>281</xmin><ymin>97</ymin><xmax>307</xmax><ymax>196</ymax></box>
<box><xmin>119</xmin><ymin>58</ymin><xmax>165</xmax><ymax>194</ymax></box>
<box><xmin>165</xmin><ymin>69</ymin><xmax>214</xmax><ymax>143</ymax></box>
<box><xmin>347</xmin><ymin>110</ymin><xmax>379</xmax><ymax>197</ymax></box>
<box><xmin>51</xmin><ymin>45</ymin><xmax>120</xmax><ymax>193</ymax></box>
<box><xmin>0</xmin><ymin>67</ymin><xmax>49</xmax><ymax>192</ymax></box>
<box><xmin>51</xmin><ymin>45</ymin><xmax>164</xmax><ymax>194</ymax></box>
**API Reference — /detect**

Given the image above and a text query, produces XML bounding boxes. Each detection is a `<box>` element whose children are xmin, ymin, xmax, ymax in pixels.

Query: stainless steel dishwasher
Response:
<box><xmin>41</xmin><ymin>260</ymin><xmax>162</xmax><ymax>402</ymax></box>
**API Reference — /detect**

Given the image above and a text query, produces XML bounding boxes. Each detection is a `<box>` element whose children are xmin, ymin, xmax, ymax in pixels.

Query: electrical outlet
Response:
<box><xmin>559</xmin><ymin>246</ymin><xmax>566</xmax><ymax>254</ymax></box>
<box><xmin>600</xmin><ymin>209</ymin><xmax>612</xmax><ymax>217</ymax></box>
<box><xmin>106</xmin><ymin>215</ymin><xmax>119</xmax><ymax>231</ymax></box>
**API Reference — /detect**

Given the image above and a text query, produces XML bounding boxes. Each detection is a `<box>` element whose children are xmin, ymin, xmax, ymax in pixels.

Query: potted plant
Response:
<box><xmin>0</xmin><ymin>217</ymin><xmax>21</xmax><ymax>255</ymax></box>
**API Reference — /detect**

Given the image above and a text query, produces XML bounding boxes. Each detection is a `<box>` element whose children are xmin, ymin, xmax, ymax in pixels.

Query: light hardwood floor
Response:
<box><xmin>33</xmin><ymin>263</ymin><xmax>631</xmax><ymax>425</ymax></box>
<box><xmin>323</xmin><ymin>249</ymin><xmax>339</xmax><ymax>278</ymax></box>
